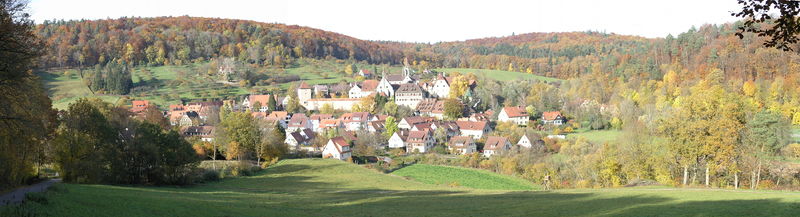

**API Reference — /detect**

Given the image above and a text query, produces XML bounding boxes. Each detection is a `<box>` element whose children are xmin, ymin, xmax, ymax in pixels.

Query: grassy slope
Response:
<box><xmin>437</xmin><ymin>68</ymin><xmax>561</xmax><ymax>82</ymax></box>
<box><xmin>11</xmin><ymin>159</ymin><xmax>800</xmax><ymax>217</ymax></box>
<box><xmin>392</xmin><ymin>164</ymin><xmax>537</xmax><ymax>190</ymax></box>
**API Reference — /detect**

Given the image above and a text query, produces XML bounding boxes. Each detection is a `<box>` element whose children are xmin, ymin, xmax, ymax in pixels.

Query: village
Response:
<box><xmin>129</xmin><ymin>60</ymin><xmax>568</xmax><ymax>162</ymax></box>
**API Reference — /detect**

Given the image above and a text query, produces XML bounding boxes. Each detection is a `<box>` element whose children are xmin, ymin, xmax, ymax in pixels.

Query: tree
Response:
<box><xmin>733</xmin><ymin>0</ymin><xmax>800</xmax><ymax>51</ymax></box>
<box><xmin>443</xmin><ymin>99</ymin><xmax>464</xmax><ymax>120</ymax></box>
<box><xmin>320</xmin><ymin>103</ymin><xmax>334</xmax><ymax>114</ymax></box>
<box><xmin>383</xmin><ymin>116</ymin><xmax>398</xmax><ymax>139</ymax></box>
<box><xmin>251</xmin><ymin>101</ymin><xmax>262</xmax><ymax>112</ymax></box>
<box><xmin>219</xmin><ymin>111</ymin><xmax>261</xmax><ymax>160</ymax></box>
<box><xmin>267</xmin><ymin>95</ymin><xmax>277</xmax><ymax>112</ymax></box>
<box><xmin>0</xmin><ymin>0</ymin><xmax>55</xmax><ymax>190</ymax></box>
<box><xmin>744</xmin><ymin>110</ymin><xmax>791</xmax><ymax>189</ymax></box>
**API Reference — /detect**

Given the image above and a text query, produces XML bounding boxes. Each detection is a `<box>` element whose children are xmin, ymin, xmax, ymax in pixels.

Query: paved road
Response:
<box><xmin>0</xmin><ymin>179</ymin><xmax>61</xmax><ymax>206</ymax></box>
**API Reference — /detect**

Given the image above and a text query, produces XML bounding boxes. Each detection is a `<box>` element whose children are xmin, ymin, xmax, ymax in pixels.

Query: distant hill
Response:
<box><xmin>36</xmin><ymin>17</ymin><xmax>796</xmax><ymax>81</ymax></box>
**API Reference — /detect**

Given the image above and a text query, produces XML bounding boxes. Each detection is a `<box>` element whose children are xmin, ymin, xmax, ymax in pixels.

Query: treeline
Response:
<box><xmin>36</xmin><ymin>16</ymin><xmax>407</xmax><ymax>69</ymax></box>
<box><xmin>37</xmin><ymin>17</ymin><xmax>800</xmax><ymax>83</ymax></box>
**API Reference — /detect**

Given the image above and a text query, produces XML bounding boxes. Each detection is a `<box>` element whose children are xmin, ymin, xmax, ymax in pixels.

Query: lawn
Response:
<box><xmin>7</xmin><ymin>159</ymin><xmax>800</xmax><ymax>216</ymax></box>
<box><xmin>391</xmin><ymin>164</ymin><xmax>537</xmax><ymax>190</ymax></box>
<box><xmin>567</xmin><ymin>129</ymin><xmax>623</xmax><ymax>144</ymax></box>
<box><xmin>436</xmin><ymin>68</ymin><xmax>561</xmax><ymax>82</ymax></box>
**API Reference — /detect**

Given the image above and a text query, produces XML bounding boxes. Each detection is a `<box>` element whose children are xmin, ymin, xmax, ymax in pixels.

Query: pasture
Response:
<box><xmin>6</xmin><ymin>159</ymin><xmax>800</xmax><ymax>217</ymax></box>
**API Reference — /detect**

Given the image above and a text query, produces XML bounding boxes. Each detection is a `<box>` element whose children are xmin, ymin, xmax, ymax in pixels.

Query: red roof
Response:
<box><xmin>359</xmin><ymin>80</ymin><xmax>379</xmax><ymax>92</ymax></box>
<box><xmin>130</xmin><ymin>100</ymin><xmax>150</xmax><ymax>113</ymax></box>
<box><xmin>249</xmin><ymin>95</ymin><xmax>273</xmax><ymax>107</ymax></box>
<box><xmin>484</xmin><ymin>136</ymin><xmax>510</xmax><ymax>150</ymax></box>
<box><xmin>298</xmin><ymin>81</ymin><xmax>311</xmax><ymax>89</ymax></box>
<box><xmin>542</xmin><ymin>111</ymin><xmax>562</xmax><ymax>121</ymax></box>
<box><xmin>456</xmin><ymin>120</ymin><xmax>488</xmax><ymax>131</ymax></box>
<box><xmin>329</xmin><ymin>137</ymin><xmax>351</xmax><ymax>154</ymax></box>
<box><xmin>448</xmin><ymin>136</ymin><xmax>474</xmax><ymax>148</ymax></box>
<box><xmin>407</xmin><ymin>130</ymin><xmax>430</xmax><ymax>143</ymax></box>
<box><xmin>502</xmin><ymin>106</ymin><xmax>528</xmax><ymax>118</ymax></box>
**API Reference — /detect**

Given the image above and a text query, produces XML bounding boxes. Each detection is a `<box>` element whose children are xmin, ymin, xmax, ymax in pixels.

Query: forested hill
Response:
<box><xmin>36</xmin><ymin>16</ymin><xmax>800</xmax><ymax>81</ymax></box>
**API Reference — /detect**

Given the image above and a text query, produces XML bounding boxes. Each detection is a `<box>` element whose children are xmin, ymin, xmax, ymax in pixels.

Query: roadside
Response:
<box><xmin>0</xmin><ymin>179</ymin><xmax>61</xmax><ymax>206</ymax></box>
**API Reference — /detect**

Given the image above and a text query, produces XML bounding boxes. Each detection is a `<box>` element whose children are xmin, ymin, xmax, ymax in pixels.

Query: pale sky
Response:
<box><xmin>28</xmin><ymin>0</ymin><xmax>742</xmax><ymax>43</ymax></box>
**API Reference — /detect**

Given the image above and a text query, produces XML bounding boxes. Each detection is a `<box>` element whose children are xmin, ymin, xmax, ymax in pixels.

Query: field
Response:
<box><xmin>7</xmin><ymin>159</ymin><xmax>800</xmax><ymax>217</ymax></box>
<box><xmin>391</xmin><ymin>164</ymin><xmax>537</xmax><ymax>190</ymax></box>
<box><xmin>436</xmin><ymin>68</ymin><xmax>561</xmax><ymax>82</ymax></box>
<box><xmin>566</xmin><ymin>129</ymin><xmax>623</xmax><ymax>144</ymax></box>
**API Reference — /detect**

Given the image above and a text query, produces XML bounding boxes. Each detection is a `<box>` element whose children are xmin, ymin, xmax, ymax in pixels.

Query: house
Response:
<box><xmin>322</xmin><ymin>137</ymin><xmax>351</xmax><ymax>161</ymax></box>
<box><xmin>456</xmin><ymin>120</ymin><xmax>491</xmax><ymax>139</ymax></box>
<box><xmin>376</xmin><ymin>75</ymin><xmax>396</xmax><ymax>97</ymax></box>
<box><xmin>416</xmin><ymin>99</ymin><xmax>446</xmax><ymax>119</ymax></box>
<box><xmin>340</xmin><ymin>112</ymin><xmax>371</xmax><ymax>131</ymax></box>
<box><xmin>179</xmin><ymin>111</ymin><xmax>200</xmax><ymax>127</ymax></box>
<box><xmin>388</xmin><ymin>130</ymin><xmax>409</xmax><ymax>149</ymax></box>
<box><xmin>398</xmin><ymin>116</ymin><xmax>435</xmax><ymax>129</ymax></box>
<box><xmin>411</xmin><ymin>122</ymin><xmax>434</xmax><ymax>132</ymax></box>
<box><xmin>498</xmin><ymin>106</ymin><xmax>529</xmax><ymax>126</ymax></box>
<box><xmin>448</xmin><ymin>136</ymin><xmax>476</xmax><ymax>154</ymax></box>
<box><xmin>436</xmin><ymin>121</ymin><xmax>461</xmax><ymax>138</ymax></box>
<box><xmin>287</xmin><ymin>113</ymin><xmax>312</xmax><ymax>132</ymax></box>
<box><xmin>406</xmin><ymin>130</ymin><xmax>434</xmax><ymax>153</ymax></box>
<box><xmin>483</xmin><ymin>136</ymin><xmax>511</xmax><ymax>157</ymax></box>
<box><xmin>243</xmin><ymin>94</ymin><xmax>276</xmax><ymax>112</ymax></box>
<box><xmin>348</xmin><ymin>80</ymin><xmax>379</xmax><ymax>98</ymax></box>
<box><xmin>428</xmin><ymin>73</ymin><xmax>451</xmax><ymax>98</ymax></box>
<box><xmin>518</xmin><ymin>133</ymin><xmax>545</xmax><ymax>149</ymax></box>
<box><xmin>130</xmin><ymin>100</ymin><xmax>150</xmax><ymax>113</ymax></box>
<box><xmin>313</xmin><ymin>85</ymin><xmax>329</xmax><ymax>97</ymax></box>
<box><xmin>367</xmin><ymin>121</ymin><xmax>386</xmax><ymax>133</ymax></box>
<box><xmin>542</xmin><ymin>111</ymin><xmax>566</xmax><ymax>125</ymax></box>
<box><xmin>395</xmin><ymin>83</ymin><xmax>425</xmax><ymax>108</ymax></box>
<box><xmin>303</xmin><ymin>98</ymin><xmax>361</xmax><ymax>111</ymax></box>
<box><xmin>370</xmin><ymin>115</ymin><xmax>389</xmax><ymax>122</ymax></box>
<box><xmin>297</xmin><ymin>82</ymin><xmax>313</xmax><ymax>104</ymax></box>
<box><xmin>285</xmin><ymin>129</ymin><xmax>317</xmax><ymax>152</ymax></box>
<box><xmin>319</xmin><ymin>119</ymin><xmax>345</xmax><ymax>132</ymax></box>
<box><xmin>309</xmin><ymin>114</ymin><xmax>333</xmax><ymax>132</ymax></box>
<box><xmin>180</xmin><ymin>126</ymin><xmax>215</xmax><ymax>142</ymax></box>
<box><xmin>265</xmin><ymin>111</ymin><xmax>290</xmax><ymax>128</ymax></box>
<box><xmin>359</xmin><ymin>69</ymin><xmax>373</xmax><ymax>78</ymax></box>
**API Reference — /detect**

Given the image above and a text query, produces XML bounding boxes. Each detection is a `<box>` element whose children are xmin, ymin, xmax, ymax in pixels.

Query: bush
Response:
<box><xmin>202</xmin><ymin>170</ymin><xmax>220</xmax><ymax>182</ymax></box>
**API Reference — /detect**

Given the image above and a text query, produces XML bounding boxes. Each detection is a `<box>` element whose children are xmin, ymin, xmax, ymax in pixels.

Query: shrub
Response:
<box><xmin>202</xmin><ymin>170</ymin><xmax>220</xmax><ymax>182</ymax></box>
<box><xmin>758</xmin><ymin>180</ymin><xmax>777</xmax><ymax>190</ymax></box>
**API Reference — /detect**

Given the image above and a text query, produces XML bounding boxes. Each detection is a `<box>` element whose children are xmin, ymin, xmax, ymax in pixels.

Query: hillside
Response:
<box><xmin>7</xmin><ymin>159</ymin><xmax>800</xmax><ymax>217</ymax></box>
<box><xmin>36</xmin><ymin>17</ymin><xmax>797</xmax><ymax>82</ymax></box>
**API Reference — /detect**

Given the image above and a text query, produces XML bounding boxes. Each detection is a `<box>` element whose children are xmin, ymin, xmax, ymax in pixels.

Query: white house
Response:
<box><xmin>406</xmin><ymin>130</ymin><xmax>434</xmax><ymax>153</ymax></box>
<box><xmin>483</xmin><ymin>136</ymin><xmax>511</xmax><ymax>157</ymax></box>
<box><xmin>340</xmin><ymin>112</ymin><xmax>371</xmax><ymax>131</ymax></box>
<box><xmin>285</xmin><ymin>129</ymin><xmax>316</xmax><ymax>152</ymax></box>
<box><xmin>388</xmin><ymin>130</ymin><xmax>409</xmax><ymax>149</ymax></box>
<box><xmin>542</xmin><ymin>111</ymin><xmax>566</xmax><ymax>125</ymax></box>
<box><xmin>517</xmin><ymin>134</ymin><xmax>545</xmax><ymax>149</ymax></box>
<box><xmin>376</xmin><ymin>75</ymin><xmax>395</xmax><ymax>97</ymax></box>
<box><xmin>456</xmin><ymin>120</ymin><xmax>491</xmax><ymax>139</ymax></box>
<box><xmin>428</xmin><ymin>73</ymin><xmax>451</xmax><ymax>98</ymax></box>
<box><xmin>322</xmin><ymin>137</ymin><xmax>351</xmax><ymax>161</ymax></box>
<box><xmin>498</xmin><ymin>106</ymin><xmax>529</xmax><ymax>126</ymax></box>
<box><xmin>287</xmin><ymin>113</ymin><xmax>312</xmax><ymax>132</ymax></box>
<box><xmin>348</xmin><ymin>80</ymin><xmax>378</xmax><ymax>98</ymax></box>
<box><xmin>398</xmin><ymin>116</ymin><xmax>434</xmax><ymax>130</ymax></box>
<box><xmin>395</xmin><ymin>83</ymin><xmax>425</xmax><ymax>108</ymax></box>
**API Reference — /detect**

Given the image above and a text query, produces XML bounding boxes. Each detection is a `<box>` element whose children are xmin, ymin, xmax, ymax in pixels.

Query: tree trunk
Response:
<box><xmin>683</xmin><ymin>166</ymin><xmax>689</xmax><ymax>186</ymax></box>
<box><xmin>691</xmin><ymin>167</ymin><xmax>697</xmax><ymax>185</ymax></box>
<box><xmin>704</xmin><ymin>166</ymin><xmax>710</xmax><ymax>187</ymax></box>
<box><xmin>734</xmin><ymin>173</ymin><xmax>739</xmax><ymax>189</ymax></box>
<box><xmin>750</xmin><ymin>171</ymin><xmax>756</xmax><ymax>190</ymax></box>
<box><xmin>755</xmin><ymin>162</ymin><xmax>762</xmax><ymax>189</ymax></box>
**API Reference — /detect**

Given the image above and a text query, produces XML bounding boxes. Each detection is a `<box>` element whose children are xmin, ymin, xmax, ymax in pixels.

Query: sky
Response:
<box><xmin>28</xmin><ymin>0</ymin><xmax>743</xmax><ymax>43</ymax></box>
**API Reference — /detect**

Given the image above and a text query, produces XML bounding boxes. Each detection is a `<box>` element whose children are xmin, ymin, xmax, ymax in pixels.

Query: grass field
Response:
<box><xmin>8</xmin><ymin>159</ymin><xmax>800</xmax><ymax>216</ymax></box>
<box><xmin>567</xmin><ymin>129</ymin><xmax>623</xmax><ymax>144</ymax></box>
<box><xmin>392</xmin><ymin>164</ymin><xmax>537</xmax><ymax>190</ymax></box>
<box><xmin>436</xmin><ymin>68</ymin><xmax>561</xmax><ymax>82</ymax></box>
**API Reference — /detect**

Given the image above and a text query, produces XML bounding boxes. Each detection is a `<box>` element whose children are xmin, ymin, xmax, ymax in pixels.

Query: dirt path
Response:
<box><xmin>0</xmin><ymin>179</ymin><xmax>61</xmax><ymax>206</ymax></box>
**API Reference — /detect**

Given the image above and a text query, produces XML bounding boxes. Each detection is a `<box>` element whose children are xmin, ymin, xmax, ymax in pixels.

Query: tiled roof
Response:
<box><xmin>484</xmin><ymin>136</ymin><xmax>510</xmax><ymax>150</ymax></box>
<box><xmin>456</xmin><ymin>120</ymin><xmax>488</xmax><ymax>131</ymax></box>
<box><xmin>542</xmin><ymin>111</ymin><xmax>562</xmax><ymax>121</ymax></box>
<box><xmin>502</xmin><ymin>106</ymin><xmax>528</xmax><ymax>117</ymax></box>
